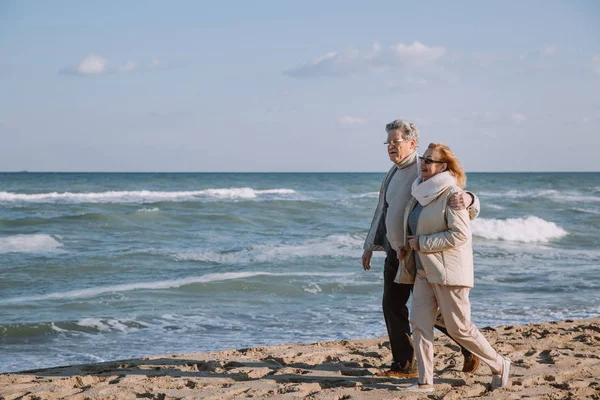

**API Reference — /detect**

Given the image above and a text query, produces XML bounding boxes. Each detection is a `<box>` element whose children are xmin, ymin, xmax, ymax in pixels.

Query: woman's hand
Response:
<box><xmin>408</xmin><ymin>235</ymin><xmax>420</xmax><ymax>251</ymax></box>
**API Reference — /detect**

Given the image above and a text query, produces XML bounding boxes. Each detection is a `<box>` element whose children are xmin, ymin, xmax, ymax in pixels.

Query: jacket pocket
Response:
<box><xmin>442</xmin><ymin>249</ymin><xmax>461</xmax><ymax>285</ymax></box>
<box><xmin>425</xmin><ymin>251</ymin><xmax>444</xmax><ymax>283</ymax></box>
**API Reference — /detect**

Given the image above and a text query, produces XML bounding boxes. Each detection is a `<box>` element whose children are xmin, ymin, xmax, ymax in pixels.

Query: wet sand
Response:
<box><xmin>1</xmin><ymin>317</ymin><xmax>599</xmax><ymax>399</ymax></box>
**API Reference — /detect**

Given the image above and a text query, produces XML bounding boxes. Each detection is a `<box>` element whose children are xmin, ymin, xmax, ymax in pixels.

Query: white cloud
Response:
<box><xmin>541</xmin><ymin>45</ymin><xmax>556</xmax><ymax>56</ymax></box>
<box><xmin>511</xmin><ymin>113</ymin><xmax>527</xmax><ymax>123</ymax></box>
<box><xmin>76</xmin><ymin>54</ymin><xmax>108</xmax><ymax>75</ymax></box>
<box><xmin>285</xmin><ymin>41</ymin><xmax>446</xmax><ymax>78</ymax></box>
<box><xmin>389</xmin><ymin>42</ymin><xmax>447</xmax><ymax>67</ymax></box>
<box><xmin>119</xmin><ymin>61</ymin><xmax>136</xmax><ymax>72</ymax></box>
<box><xmin>339</xmin><ymin>116</ymin><xmax>367</xmax><ymax>125</ymax></box>
<box><xmin>62</xmin><ymin>56</ymin><xmax>169</xmax><ymax>76</ymax></box>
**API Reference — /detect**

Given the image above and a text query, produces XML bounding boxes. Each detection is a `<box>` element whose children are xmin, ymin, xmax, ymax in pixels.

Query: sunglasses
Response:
<box><xmin>419</xmin><ymin>156</ymin><xmax>446</xmax><ymax>165</ymax></box>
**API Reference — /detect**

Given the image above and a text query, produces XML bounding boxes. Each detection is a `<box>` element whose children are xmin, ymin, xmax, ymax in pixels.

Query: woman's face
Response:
<box><xmin>420</xmin><ymin>147</ymin><xmax>447</xmax><ymax>181</ymax></box>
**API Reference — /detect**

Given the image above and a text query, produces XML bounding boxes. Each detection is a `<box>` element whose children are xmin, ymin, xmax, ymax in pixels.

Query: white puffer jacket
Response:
<box><xmin>394</xmin><ymin>185</ymin><xmax>474</xmax><ymax>288</ymax></box>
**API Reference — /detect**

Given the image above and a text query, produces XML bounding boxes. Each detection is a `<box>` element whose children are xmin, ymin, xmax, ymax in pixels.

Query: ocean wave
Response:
<box><xmin>136</xmin><ymin>207</ymin><xmax>160</xmax><ymax>212</ymax></box>
<box><xmin>0</xmin><ymin>188</ymin><xmax>297</xmax><ymax>204</ymax></box>
<box><xmin>0</xmin><ymin>271</ymin><xmax>353</xmax><ymax>304</ymax></box>
<box><xmin>175</xmin><ymin>234</ymin><xmax>368</xmax><ymax>263</ymax></box>
<box><xmin>0</xmin><ymin>319</ymin><xmax>149</xmax><ymax>337</ymax></box>
<box><xmin>479</xmin><ymin>189</ymin><xmax>600</xmax><ymax>203</ymax></box>
<box><xmin>303</xmin><ymin>283</ymin><xmax>323</xmax><ymax>294</ymax></box>
<box><xmin>0</xmin><ymin>234</ymin><xmax>64</xmax><ymax>254</ymax></box>
<box><xmin>572</xmin><ymin>207</ymin><xmax>600</xmax><ymax>215</ymax></box>
<box><xmin>76</xmin><ymin>318</ymin><xmax>149</xmax><ymax>333</ymax></box>
<box><xmin>351</xmin><ymin>192</ymin><xmax>379</xmax><ymax>199</ymax></box>
<box><xmin>474</xmin><ymin>245</ymin><xmax>600</xmax><ymax>262</ymax></box>
<box><xmin>472</xmin><ymin>216</ymin><xmax>567</xmax><ymax>243</ymax></box>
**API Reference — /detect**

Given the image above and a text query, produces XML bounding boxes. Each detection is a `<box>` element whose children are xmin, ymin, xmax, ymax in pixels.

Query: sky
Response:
<box><xmin>0</xmin><ymin>1</ymin><xmax>599</xmax><ymax>172</ymax></box>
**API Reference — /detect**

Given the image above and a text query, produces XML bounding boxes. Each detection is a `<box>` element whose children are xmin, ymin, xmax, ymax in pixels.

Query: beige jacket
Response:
<box><xmin>394</xmin><ymin>185</ymin><xmax>474</xmax><ymax>287</ymax></box>
<box><xmin>363</xmin><ymin>157</ymin><xmax>480</xmax><ymax>254</ymax></box>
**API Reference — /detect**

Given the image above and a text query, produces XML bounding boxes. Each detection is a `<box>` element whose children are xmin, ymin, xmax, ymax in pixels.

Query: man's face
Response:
<box><xmin>387</xmin><ymin>130</ymin><xmax>416</xmax><ymax>164</ymax></box>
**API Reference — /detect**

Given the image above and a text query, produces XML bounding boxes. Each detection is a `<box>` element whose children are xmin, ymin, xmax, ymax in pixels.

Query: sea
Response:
<box><xmin>1</xmin><ymin>172</ymin><xmax>599</xmax><ymax>373</ymax></box>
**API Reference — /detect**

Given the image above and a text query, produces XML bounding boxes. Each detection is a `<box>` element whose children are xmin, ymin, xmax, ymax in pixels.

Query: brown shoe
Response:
<box><xmin>462</xmin><ymin>354</ymin><xmax>480</xmax><ymax>374</ymax></box>
<box><xmin>375</xmin><ymin>369</ymin><xmax>419</xmax><ymax>378</ymax></box>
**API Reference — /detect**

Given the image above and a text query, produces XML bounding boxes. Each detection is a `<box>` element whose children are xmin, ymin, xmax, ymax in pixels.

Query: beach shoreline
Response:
<box><xmin>1</xmin><ymin>317</ymin><xmax>599</xmax><ymax>399</ymax></box>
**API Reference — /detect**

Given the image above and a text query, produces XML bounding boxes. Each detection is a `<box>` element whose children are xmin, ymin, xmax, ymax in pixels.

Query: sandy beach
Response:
<box><xmin>1</xmin><ymin>318</ymin><xmax>599</xmax><ymax>399</ymax></box>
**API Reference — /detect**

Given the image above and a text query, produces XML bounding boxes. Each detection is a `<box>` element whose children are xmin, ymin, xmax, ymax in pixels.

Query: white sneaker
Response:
<box><xmin>402</xmin><ymin>383</ymin><xmax>434</xmax><ymax>393</ymax></box>
<box><xmin>492</xmin><ymin>358</ymin><xmax>511</xmax><ymax>388</ymax></box>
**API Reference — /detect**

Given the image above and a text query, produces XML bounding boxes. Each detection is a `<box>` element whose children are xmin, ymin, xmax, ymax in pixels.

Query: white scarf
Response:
<box><xmin>411</xmin><ymin>171</ymin><xmax>456</xmax><ymax>206</ymax></box>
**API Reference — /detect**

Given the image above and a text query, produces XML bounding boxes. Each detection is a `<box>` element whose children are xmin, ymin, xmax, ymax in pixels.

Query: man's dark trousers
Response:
<box><xmin>382</xmin><ymin>249</ymin><xmax>472</xmax><ymax>372</ymax></box>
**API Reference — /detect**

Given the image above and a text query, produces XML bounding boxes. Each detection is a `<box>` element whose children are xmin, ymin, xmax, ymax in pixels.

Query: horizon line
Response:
<box><xmin>1</xmin><ymin>170</ymin><xmax>599</xmax><ymax>174</ymax></box>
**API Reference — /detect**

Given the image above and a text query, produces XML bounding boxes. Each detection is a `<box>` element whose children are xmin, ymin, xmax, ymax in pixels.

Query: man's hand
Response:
<box><xmin>408</xmin><ymin>235</ymin><xmax>420</xmax><ymax>251</ymax></box>
<box><xmin>362</xmin><ymin>249</ymin><xmax>373</xmax><ymax>271</ymax></box>
<box><xmin>397</xmin><ymin>248</ymin><xmax>406</xmax><ymax>260</ymax></box>
<box><xmin>449</xmin><ymin>191</ymin><xmax>473</xmax><ymax>210</ymax></box>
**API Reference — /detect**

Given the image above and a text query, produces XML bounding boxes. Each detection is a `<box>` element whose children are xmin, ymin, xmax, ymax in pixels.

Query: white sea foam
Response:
<box><xmin>201</xmin><ymin>188</ymin><xmax>296</xmax><ymax>199</ymax></box>
<box><xmin>77</xmin><ymin>318</ymin><xmax>148</xmax><ymax>333</ymax></box>
<box><xmin>175</xmin><ymin>234</ymin><xmax>369</xmax><ymax>263</ymax></box>
<box><xmin>1</xmin><ymin>271</ymin><xmax>352</xmax><ymax>304</ymax></box>
<box><xmin>303</xmin><ymin>283</ymin><xmax>323</xmax><ymax>294</ymax></box>
<box><xmin>136</xmin><ymin>207</ymin><xmax>160</xmax><ymax>212</ymax></box>
<box><xmin>572</xmin><ymin>207</ymin><xmax>600</xmax><ymax>215</ymax></box>
<box><xmin>352</xmin><ymin>192</ymin><xmax>379</xmax><ymax>199</ymax></box>
<box><xmin>81</xmin><ymin>354</ymin><xmax>106</xmax><ymax>363</ymax></box>
<box><xmin>0</xmin><ymin>188</ymin><xmax>297</xmax><ymax>204</ymax></box>
<box><xmin>50</xmin><ymin>323</ymin><xmax>69</xmax><ymax>333</ymax></box>
<box><xmin>479</xmin><ymin>189</ymin><xmax>600</xmax><ymax>203</ymax></box>
<box><xmin>0</xmin><ymin>234</ymin><xmax>64</xmax><ymax>254</ymax></box>
<box><xmin>472</xmin><ymin>216</ymin><xmax>567</xmax><ymax>243</ymax></box>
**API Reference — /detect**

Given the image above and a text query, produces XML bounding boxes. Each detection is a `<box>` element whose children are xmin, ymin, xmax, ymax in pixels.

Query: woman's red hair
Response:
<box><xmin>428</xmin><ymin>143</ymin><xmax>466</xmax><ymax>188</ymax></box>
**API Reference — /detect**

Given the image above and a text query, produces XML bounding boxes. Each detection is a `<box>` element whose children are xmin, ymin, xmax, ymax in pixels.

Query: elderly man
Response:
<box><xmin>362</xmin><ymin>119</ymin><xmax>481</xmax><ymax>378</ymax></box>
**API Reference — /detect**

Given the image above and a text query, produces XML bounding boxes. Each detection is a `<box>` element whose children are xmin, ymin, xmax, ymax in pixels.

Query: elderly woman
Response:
<box><xmin>395</xmin><ymin>143</ymin><xmax>510</xmax><ymax>393</ymax></box>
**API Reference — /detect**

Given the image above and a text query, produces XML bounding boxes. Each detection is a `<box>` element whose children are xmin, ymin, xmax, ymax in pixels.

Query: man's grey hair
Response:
<box><xmin>385</xmin><ymin>119</ymin><xmax>419</xmax><ymax>145</ymax></box>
